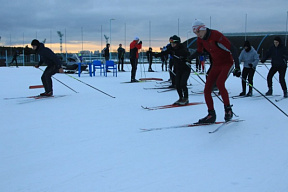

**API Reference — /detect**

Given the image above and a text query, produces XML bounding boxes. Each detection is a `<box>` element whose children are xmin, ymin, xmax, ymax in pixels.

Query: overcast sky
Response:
<box><xmin>0</xmin><ymin>0</ymin><xmax>287</xmax><ymax>53</ymax></box>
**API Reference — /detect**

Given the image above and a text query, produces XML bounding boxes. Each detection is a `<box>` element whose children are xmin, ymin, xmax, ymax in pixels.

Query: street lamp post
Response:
<box><xmin>109</xmin><ymin>18</ymin><xmax>115</xmax><ymax>45</ymax></box>
<box><xmin>109</xmin><ymin>18</ymin><xmax>115</xmax><ymax>59</ymax></box>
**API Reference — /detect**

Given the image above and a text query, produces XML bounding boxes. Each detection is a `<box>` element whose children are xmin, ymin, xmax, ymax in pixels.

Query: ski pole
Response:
<box><xmin>64</xmin><ymin>73</ymin><xmax>116</xmax><ymax>98</ymax></box>
<box><xmin>38</xmin><ymin>68</ymin><xmax>78</xmax><ymax>93</ymax></box>
<box><xmin>242</xmin><ymin>77</ymin><xmax>288</xmax><ymax>117</ymax></box>
<box><xmin>189</xmin><ymin>73</ymin><xmax>204</xmax><ymax>86</ymax></box>
<box><xmin>189</xmin><ymin>65</ymin><xmax>207</xmax><ymax>85</ymax></box>
<box><xmin>141</xmin><ymin>50</ymin><xmax>146</xmax><ymax>78</ymax></box>
<box><xmin>253</xmin><ymin>67</ymin><xmax>267</xmax><ymax>81</ymax></box>
<box><xmin>168</xmin><ymin>68</ymin><xmax>176</xmax><ymax>76</ymax></box>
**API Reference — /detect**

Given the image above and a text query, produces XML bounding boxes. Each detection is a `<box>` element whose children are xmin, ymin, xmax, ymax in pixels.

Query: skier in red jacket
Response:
<box><xmin>129</xmin><ymin>36</ymin><xmax>142</xmax><ymax>82</ymax></box>
<box><xmin>189</xmin><ymin>19</ymin><xmax>241</xmax><ymax>123</ymax></box>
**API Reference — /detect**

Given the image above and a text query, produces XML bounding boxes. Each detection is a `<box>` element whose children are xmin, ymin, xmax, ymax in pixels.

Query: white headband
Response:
<box><xmin>192</xmin><ymin>19</ymin><xmax>206</xmax><ymax>32</ymax></box>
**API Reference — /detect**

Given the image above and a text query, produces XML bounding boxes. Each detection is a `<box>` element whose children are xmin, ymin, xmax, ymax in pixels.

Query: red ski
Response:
<box><xmin>29</xmin><ymin>85</ymin><xmax>44</xmax><ymax>89</ymax></box>
<box><xmin>141</xmin><ymin>102</ymin><xmax>204</xmax><ymax>110</ymax></box>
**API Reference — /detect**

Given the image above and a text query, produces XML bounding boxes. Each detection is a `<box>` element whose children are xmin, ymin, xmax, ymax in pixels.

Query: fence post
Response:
<box><xmin>22</xmin><ymin>48</ymin><xmax>25</xmax><ymax>66</ymax></box>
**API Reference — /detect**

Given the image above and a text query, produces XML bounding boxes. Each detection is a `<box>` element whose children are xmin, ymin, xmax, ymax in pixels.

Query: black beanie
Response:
<box><xmin>31</xmin><ymin>39</ymin><xmax>40</xmax><ymax>46</ymax></box>
<box><xmin>274</xmin><ymin>36</ymin><xmax>282</xmax><ymax>44</ymax></box>
<box><xmin>170</xmin><ymin>35</ymin><xmax>181</xmax><ymax>43</ymax></box>
<box><xmin>244</xmin><ymin>40</ymin><xmax>251</xmax><ymax>52</ymax></box>
<box><xmin>243</xmin><ymin>40</ymin><xmax>251</xmax><ymax>48</ymax></box>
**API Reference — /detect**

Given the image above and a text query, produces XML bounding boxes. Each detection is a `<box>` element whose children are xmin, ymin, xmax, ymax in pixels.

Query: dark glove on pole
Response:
<box><xmin>233</xmin><ymin>68</ymin><xmax>241</xmax><ymax>77</ymax></box>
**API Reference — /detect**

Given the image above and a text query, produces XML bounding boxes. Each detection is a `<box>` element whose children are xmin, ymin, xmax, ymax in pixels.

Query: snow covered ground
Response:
<box><xmin>1</xmin><ymin>63</ymin><xmax>288</xmax><ymax>192</ymax></box>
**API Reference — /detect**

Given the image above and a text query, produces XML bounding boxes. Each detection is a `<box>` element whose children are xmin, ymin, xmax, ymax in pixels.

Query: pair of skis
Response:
<box><xmin>140</xmin><ymin>119</ymin><xmax>244</xmax><ymax>133</ymax></box>
<box><xmin>231</xmin><ymin>94</ymin><xmax>281</xmax><ymax>99</ymax></box>
<box><xmin>232</xmin><ymin>94</ymin><xmax>286</xmax><ymax>102</ymax></box>
<box><xmin>143</xmin><ymin>86</ymin><xmax>176</xmax><ymax>93</ymax></box>
<box><xmin>122</xmin><ymin>78</ymin><xmax>163</xmax><ymax>84</ymax></box>
<box><xmin>141</xmin><ymin>102</ymin><xmax>204</xmax><ymax>110</ymax></box>
<box><xmin>4</xmin><ymin>95</ymin><xmax>67</xmax><ymax>104</ymax></box>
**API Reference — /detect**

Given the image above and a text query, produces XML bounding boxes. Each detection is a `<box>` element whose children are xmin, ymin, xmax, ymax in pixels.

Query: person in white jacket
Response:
<box><xmin>238</xmin><ymin>40</ymin><xmax>259</xmax><ymax>96</ymax></box>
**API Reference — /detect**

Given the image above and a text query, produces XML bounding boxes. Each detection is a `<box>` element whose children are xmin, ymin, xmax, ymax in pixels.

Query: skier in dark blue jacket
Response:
<box><xmin>261</xmin><ymin>36</ymin><xmax>288</xmax><ymax>98</ymax></box>
<box><xmin>31</xmin><ymin>39</ymin><xmax>63</xmax><ymax>96</ymax></box>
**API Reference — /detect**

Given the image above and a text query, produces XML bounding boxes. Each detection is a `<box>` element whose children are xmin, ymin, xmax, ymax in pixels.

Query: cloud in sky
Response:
<box><xmin>1</xmin><ymin>0</ymin><xmax>287</xmax><ymax>52</ymax></box>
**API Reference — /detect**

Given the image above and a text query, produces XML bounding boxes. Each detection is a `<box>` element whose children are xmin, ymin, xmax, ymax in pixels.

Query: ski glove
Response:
<box><xmin>248</xmin><ymin>63</ymin><xmax>253</xmax><ymax>68</ymax></box>
<box><xmin>233</xmin><ymin>68</ymin><xmax>241</xmax><ymax>77</ymax></box>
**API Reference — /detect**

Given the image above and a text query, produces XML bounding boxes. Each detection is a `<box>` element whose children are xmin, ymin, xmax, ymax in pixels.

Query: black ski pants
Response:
<box><xmin>175</xmin><ymin>68</ymin><xmax>191</xmax><ymax>99</ymax></box>
<box><xmin>41</xmin><ymin>65</ymin><xmax>58</xmax><ymax>93</ymax></box>
<box><xmin>118</xmin><ymin>57</ymin><xmax>124</xmax><ymax>70</ymax></box>
<box><xmin>10</xmin><ymin>57</ymin><xmax>18</xmax><ymax>67</ymax></box>
<box><xmin>130</xmin><ymin>58</ymin><xmax>138</xmax><ymax>80</ymax></box>
<box><xmin>148</xmin><ymin>58</ymin><xmax>153</xmax><ymax>70</ymax></box>
<box><xmin>267</xmin><ymin>65</ymin><xmax>287</xmax><ymax>91</ymax></box>
<box><xmin>241</xmin><ymin>67</ymin><xmax>255</xmax><ymax>93</ymax></box>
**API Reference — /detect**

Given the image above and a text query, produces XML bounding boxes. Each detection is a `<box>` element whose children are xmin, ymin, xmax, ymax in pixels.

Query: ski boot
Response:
<box><xmin>173</xmin><ymin>98</ymin><xmax>183</xmax><ymax>105</ymax></box>
<box><xmin>131</xmin><ymin>79</ymin><xmax>139</xmax><ymax>82</ymax></box>
<box><xmin>197</xmin><ymin>110</ymin><xmax>216</xmax><ymax>124</ymax></box>
<box><xmin>265</xmin><ymin>87</ymin><xmax>273</xmax><ymax>96</ymax></box>
<box><xmin>239</xmin><ymin>92</ymin><xmax>246</xmax><ymax>96</ymax></box>
<box><xmin>148</xmin><ymin>68</ymin><xmax>154</xmax><ymax>72</ymax></box>
<box><xmin>224</xmin><ymin>105</ymin><xmax>233</xmax><ymax>122</ymax></box>
<box><xmin>178</xmin><ymin>98</ymin><xmax>189</xmax><ymax>106</ymax></box>
<box><xmin>284</xmin><ymin>90</ymin><xmax>288</xmax><ymax>98</ymax></box>
<box><xmin>40</xmin><ymin>91</ymin><xmax>53</xmax><ymax>97</ymax></box>
<box><xmin>246</xmin><ymin>89</ymin><xmax>253</xmax><ymax>97</ymax></box>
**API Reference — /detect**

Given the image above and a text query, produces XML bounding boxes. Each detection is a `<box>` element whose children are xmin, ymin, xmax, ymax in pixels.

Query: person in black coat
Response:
<box><xmin>117</xmin><ymin>44</ymin><xmax>125</xmax><ymax>71</ymax></box>
<box><xmin>103</xmin><ymin>44</ymin><xmax>110</xmax><ymax>61</ymax></box>
<box><xmin>9</xmin><ymin>51</ymin><xmax>19</xmax><ymax>67</ymax></box>
<box><xmin>103</xmin><ymin>44</ymin><xmax>111</xmax><ymax>72</ymax></box>
<box><xmin>261</xmin><ymin>36</ymin><xmax>288</xmax><ymax>98</ymax></box>
<box><xmin>146</xmin><ymin>47</ymin><xmax>154</xmax><ymax>72</ymax></box>
<box><xmin>160</xmin><ymin>47</ymin><xmax>168</xmax><ymax>71</ymax></box>
<box><xmin>31</xmin><ymin>39</ymin><xmax>63</xmax><ymax>96</ymax></box>
<box><xmin>156</xmin><ymin>35</ymin><xmax>191</xmax><ymax>105</ymax></box>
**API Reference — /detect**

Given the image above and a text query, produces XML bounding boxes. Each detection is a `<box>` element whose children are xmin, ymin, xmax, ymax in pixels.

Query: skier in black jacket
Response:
<box><xmin>146</xmin><ymin>47</ymin><xmax>154</xmax><ymax>72</ymax></box>
<box><xmin>261</xmin><ymin>36</ymin><xmax>288</xmax><ymax>98</ymax></box>
<box><xmin>9</xmin><ymin>51</ymin><xmax>19</xmax><ymax>67</ymax></box>
<box><xmin>117</xmin><ymin>44</ymin><xmax>125</xmax><ymax>71</ymax></box>
<box><xmin>156</xmin><ymin>35</ymin><xmax>190</xmax><ymax>105</ymax></box>
<box><xmin>31</xmin><ymin>39</ymin><xmax>63</xmax><ymax>96</ymax></box>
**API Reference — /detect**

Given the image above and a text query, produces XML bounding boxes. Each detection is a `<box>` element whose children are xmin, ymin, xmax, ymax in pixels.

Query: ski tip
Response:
<box><xmin>29</xmin><ymin>85</ymin><xmax>44</xmax><ymax>89</ymax></box>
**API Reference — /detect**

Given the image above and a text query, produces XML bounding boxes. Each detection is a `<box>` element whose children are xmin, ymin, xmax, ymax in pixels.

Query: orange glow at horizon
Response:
<box><xmin>15</xmin><ymin>42</ymin><xmax>167</xmax><ymax>54</ymax></box>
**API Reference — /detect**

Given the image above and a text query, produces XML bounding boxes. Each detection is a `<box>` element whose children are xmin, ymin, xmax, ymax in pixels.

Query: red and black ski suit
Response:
<box><xmin>191</xmin><ymin>28</ymin><xmax>239</xmax><ymax>111</ymax></box>
<box><xmin>130</xmin><ymin>40</ymin><xmax>142</xmax><ymax>80</ymax></box>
